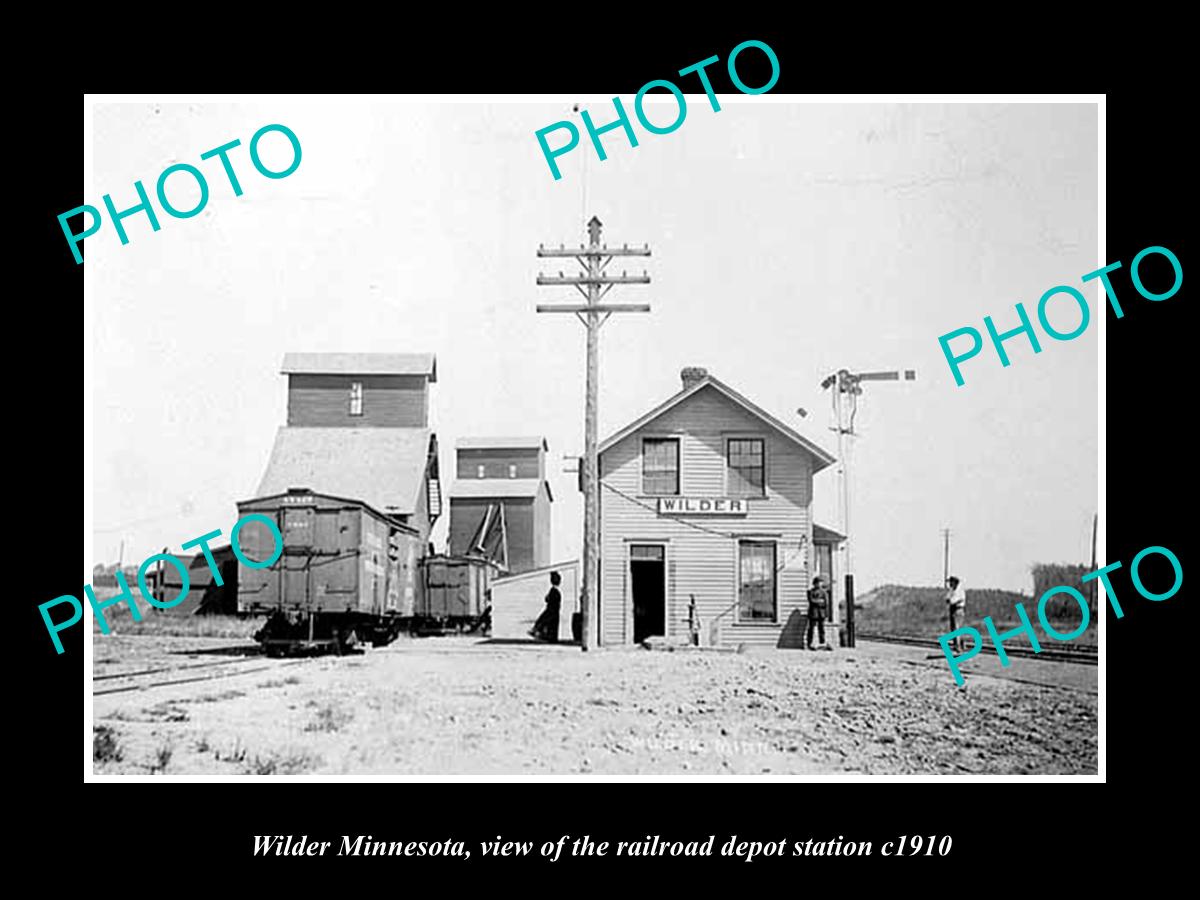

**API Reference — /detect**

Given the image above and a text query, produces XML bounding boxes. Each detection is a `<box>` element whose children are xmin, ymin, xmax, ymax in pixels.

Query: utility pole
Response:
<box><xmin>1089</xmin><ymin>512</ymin><xmax>1098</xmax><ymax>608</ymax></box>
<box><xmin>537</xmin><ymin>217</ymin><xmax>651</xmax><ymax>651</ymax></box>
<box><xmin>821</xmin><ymin>367</ymin><xmax>917</xmax><ymax>648</ymax></box>
<box><xmin>942</xmin><ymin>527</ymin><xmax>951</xmax><ymax>585</ymax></box>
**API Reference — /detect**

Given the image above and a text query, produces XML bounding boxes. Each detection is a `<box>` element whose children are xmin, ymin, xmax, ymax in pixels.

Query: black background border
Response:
<box><xmin>19</xmin><ymin>24</ymin><xmax>1189</xmax><ymax>884</ymax></box>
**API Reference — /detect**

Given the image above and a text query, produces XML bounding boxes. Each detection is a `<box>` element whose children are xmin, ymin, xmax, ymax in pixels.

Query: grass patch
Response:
<box><xmin>258</xmin><ymin>675</ymin><xmax>302</xmax><ymax>689</ymax></box>
<box><xmin>149</xmin><ymin>742</ymin><xmax>174</xmax><ymax>774</ymax></box>
<box><xmin>191</xmin><ymin>690</ymin><xmax>247</xmax><ymax>704</ymax></box>
<box><xmin>89</xmin><ymin>605</ymin><xmax>262</xmax><ymax>640</ymax></box>
<box><xmin>304</xmin><ymin>704</ymin><xmax>353</xmax><ymax>733</ymax></box>
<box><xmin>146</xmin><ymin>702</ymin><xmax>190</xmax><ymax>723</ymax></box>
<box><xmin>216</xmin><ymin>738</ymin><xmax>248</xmax><ymax>764</ymax></box>
<box><xmin>93</xmin><ymin>725</ymin><xmax>123</xmax><ymax>764</ymax></box>
<box><xmin>246</xmin><ymin>751</ymin><xmax>322</xmax><ymax>776</ymax></box>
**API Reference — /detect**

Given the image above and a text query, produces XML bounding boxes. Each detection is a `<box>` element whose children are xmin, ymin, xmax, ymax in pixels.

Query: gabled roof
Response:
<box><xmin>598</xmin><ymin>374</ymin><xmax>836</xmax><ymax>470</ymax></box>
<box><xmin>448</xmin><ymin>478</ymin><xmax>552</xmax><ymax>502</ymax></box>
<box><xmin>255</xmin><ymin>427</ymin><xmax>433</xmax><ymax>514</ymax></box>
<box><xmin>456</xmin><ymin>436</ymin><xmax>548</xmax><ymax>451</ymax></box>
<box><xmin>280</xmin><ymin>352</ymin><xmax>437</xmax><ymax>381</ymax></box>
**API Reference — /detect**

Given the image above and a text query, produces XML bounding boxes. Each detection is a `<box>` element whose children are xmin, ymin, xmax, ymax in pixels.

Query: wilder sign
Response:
<box><xmin>657</xmin><ymin>497</ymin><xmax>747</xmax><ymax>516</ymax></box>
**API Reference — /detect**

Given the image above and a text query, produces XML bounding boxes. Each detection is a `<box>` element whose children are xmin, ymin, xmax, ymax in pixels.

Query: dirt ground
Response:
<box><xmin>92</xmin><ymin>634</ymin><xmax>1097</xmax><ymax>776</ymax></box>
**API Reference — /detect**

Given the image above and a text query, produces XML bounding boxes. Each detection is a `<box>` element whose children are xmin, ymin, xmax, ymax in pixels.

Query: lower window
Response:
<box><xmin>738</xmin><ymin>540</ymin><xmax>777</xmax><ymax>622</ymax></box>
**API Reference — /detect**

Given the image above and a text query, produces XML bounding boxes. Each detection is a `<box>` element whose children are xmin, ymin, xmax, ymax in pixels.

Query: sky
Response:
<box><xmin>88</xmin><ymin>98</ymin><xmax>1098</xmax><ymax>594</ymax></box>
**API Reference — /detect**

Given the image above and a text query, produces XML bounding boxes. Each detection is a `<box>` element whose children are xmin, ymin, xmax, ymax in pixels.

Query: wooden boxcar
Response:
<box><xmin>235</xmin><ymin>488</ymin><xmax>424</xmax><ymax>653</ymax></box>
<box><xmin>415</xmin><ymin>555</ymin><xmax>500</xmax><ymax>634</ymax></box>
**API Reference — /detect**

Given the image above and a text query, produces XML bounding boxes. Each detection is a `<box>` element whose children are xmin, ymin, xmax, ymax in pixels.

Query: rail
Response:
<box><xmin>856</xmin><ymin>631</ymin><xmax>1098</xmax><ymax>665</ymax></box>
<box><xmin>93</xmin><ymin>656</ymin><xmax>310</xmax><ymax>696</ymax></box>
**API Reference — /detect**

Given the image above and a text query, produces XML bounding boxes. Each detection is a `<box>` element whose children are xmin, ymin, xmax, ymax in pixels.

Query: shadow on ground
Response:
<box><xmin>169</xmin><ymin>644</ymin><xmax>263</xmax><ymax>658</ymax></box>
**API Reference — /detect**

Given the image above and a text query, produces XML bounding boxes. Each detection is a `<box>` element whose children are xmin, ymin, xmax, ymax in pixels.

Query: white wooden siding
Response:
<box><xmin>599</xmin><ymin>387</ymin><xmax>816</xmax><ymax>647</ymax></box>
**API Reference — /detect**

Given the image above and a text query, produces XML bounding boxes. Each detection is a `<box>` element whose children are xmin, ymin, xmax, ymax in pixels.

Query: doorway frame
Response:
<box><xmin>814</xmin><ymin>540</ymin><xmax>836</xmax><ymax>624</ymax></box>
<box><xmin>627</xmin><ymin>541</ymin><xmax>669</xmax><ymax>643</ymax></box>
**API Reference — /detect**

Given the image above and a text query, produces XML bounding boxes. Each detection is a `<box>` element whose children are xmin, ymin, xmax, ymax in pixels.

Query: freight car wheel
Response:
<box><xmin>334</xmin><ymin>628</ymin><xmax>359</xmax><ymax>656</ymax></box>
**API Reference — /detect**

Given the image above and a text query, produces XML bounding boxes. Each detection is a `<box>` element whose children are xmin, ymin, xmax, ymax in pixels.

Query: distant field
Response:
<box><xmin>856</xmin><ymin>584</ymin><xmax>1098</xmax><ymax>646</ymax></box>
<box><xmin>87</xmin><ymin>585</ymin><xmax>261</xmax><ymax>639</ymax></box>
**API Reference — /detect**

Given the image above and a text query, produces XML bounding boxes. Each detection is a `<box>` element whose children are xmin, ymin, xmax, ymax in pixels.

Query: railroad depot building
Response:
<box><xmin>598</xmin><ymin>367</ymin><xmax>839</xmax><ymax>649</ymax></box>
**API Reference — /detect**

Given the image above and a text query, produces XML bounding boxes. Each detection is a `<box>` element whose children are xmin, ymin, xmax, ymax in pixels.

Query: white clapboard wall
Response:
<box><xmin>489</xmin><ymin>561</ymin><xmax>580</xmax><ymax>642</ymax></box>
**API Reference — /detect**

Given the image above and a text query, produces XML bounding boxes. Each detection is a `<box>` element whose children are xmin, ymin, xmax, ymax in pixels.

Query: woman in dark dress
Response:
<box><xmin>530</xmin><ymin>571</ymin><xmax>562</xmax><ymax>642</ymax></box>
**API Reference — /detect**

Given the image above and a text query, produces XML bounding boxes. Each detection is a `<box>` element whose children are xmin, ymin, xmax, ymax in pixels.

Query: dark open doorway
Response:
<box><xmin>630</xmin><ymin>544</ymin><xmax>665</xmax><ymax>643</ymax></box>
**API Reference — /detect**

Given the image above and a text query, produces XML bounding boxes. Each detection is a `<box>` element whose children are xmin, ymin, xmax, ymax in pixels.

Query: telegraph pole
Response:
<box><xmin>942</xmin><ymin>527</ymin><xmax>951</xmax><ymax>585</ymax></box>
<box><xmin>821</xmin><ymin>367</ymin><xmax>917</xmax><ymax>648</ymax></box>
<box><xmin>1089</xmin><ymin>512</ymin><xmax>1098</xmax><ymax>607</ymax></box>
<box><xmin>537</xmin><ymin>217</ymin><xmax>651</xmax><ymax>651</ymax></box>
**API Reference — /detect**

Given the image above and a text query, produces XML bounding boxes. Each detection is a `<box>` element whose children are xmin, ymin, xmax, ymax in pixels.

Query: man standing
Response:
<box><xmin>806</xmin><ymin>576</ymin><xmax>830</xmax><ymax>650</ymax></box>
<box><xmin>945</xmin><ymin>575</ymin><xmax>967</xmax><ymax>652</ymax></box>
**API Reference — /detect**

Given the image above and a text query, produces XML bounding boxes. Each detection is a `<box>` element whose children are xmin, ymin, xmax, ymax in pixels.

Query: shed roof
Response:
<box><xmin>456</xmin><ymin>436</ymin><xmax>548</xmax><ymax>451</ymax></box>
<box><xmin>813</xmin><ymin>523</ymin><xmax>847</xmax><ymax>544</ymax></box>
<box><xmin>255</xmin><ymin>427</ymin><xmax>432</xmax><ymax>514</ymax></box>
<box><xmin>491</xmin><ymin>559</ymin><xmax>580</xmax><ymax>587</ymax></box>
<box><xmin>448</xmin><ymin>478</ymin><xmax>547</xmax><ymax>501</ymax></box>
<box><xmin>161</xmin><ymin>543</ymin><xmax>235</xmax><ymax>587</ymax></box>
<box><xmin>280</xmin><ymin>352</ymin><xmax>437</xmax><ymax>381</ymax></box>
<box><xmin>599</xmin><ymin>374</ymin><xmax>836</xmax><ymax>470</ymax></box>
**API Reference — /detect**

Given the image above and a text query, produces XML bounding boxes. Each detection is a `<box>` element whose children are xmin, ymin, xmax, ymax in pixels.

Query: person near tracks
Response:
<box><xmin>806</xmin><ymin>576</ymin><xmax>830</xmax><ymax>650</ymax></box>
<box><xmin>945</xmin><ymin>575</ymin><xmax>967</xmax><ymax>652</ymax></box>
<box><xmin>529</xmin><ymin>570</ymin><xmax>562</xmax><ymax>643</ymax></box>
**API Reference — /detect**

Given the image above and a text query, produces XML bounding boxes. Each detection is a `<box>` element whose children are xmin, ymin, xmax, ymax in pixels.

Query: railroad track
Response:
<box><xmin>93</xmin><ymin>655</ymin><xmax>309</xmax><ymax>696</ymax></box>
<box><xmin>856</xmin><ymin>632</ymin><xmax>1098</xmax><ymax>665</ymax></box>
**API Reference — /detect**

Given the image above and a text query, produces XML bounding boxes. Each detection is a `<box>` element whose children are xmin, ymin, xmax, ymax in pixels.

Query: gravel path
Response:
<box><xmin>92</xmin><ymin>635</ymin><xmax>1097</xmax><ymax>776</ymax></box>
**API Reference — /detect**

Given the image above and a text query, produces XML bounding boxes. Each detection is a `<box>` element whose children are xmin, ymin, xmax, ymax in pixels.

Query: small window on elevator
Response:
<box><xmin>349</xmin><ymin>382</ymin><xmax>363</xmax><ymax>416</ymax></box>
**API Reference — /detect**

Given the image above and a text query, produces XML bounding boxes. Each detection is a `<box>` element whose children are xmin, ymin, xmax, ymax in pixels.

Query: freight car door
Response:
<box><xmin>312</xmin><ymin>509</ymin><xmax>357</xmax><ymax>611</ymax></box>
<box><xmin>282</xmin><ymin>506</ymin><xmax>315</xmax><ymax>609</ymax></box>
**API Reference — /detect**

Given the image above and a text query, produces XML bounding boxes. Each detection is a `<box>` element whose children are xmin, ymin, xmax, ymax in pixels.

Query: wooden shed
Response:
<box><xmin>151</xmin><ymin>543</ymin><xmax>239</xmax><ymax>615</ymax></box>
<box><xmin>489</xmin><ymin>560</ymin><xmax>579</xmax><ymax>642</ymax></box>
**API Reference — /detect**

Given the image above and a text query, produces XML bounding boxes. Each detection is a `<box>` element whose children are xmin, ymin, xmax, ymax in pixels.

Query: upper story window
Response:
<box><xmin>349</xmin><ymin>382</ymin><xmax>364</xmax><ymax>416</ymax></box>
<box><xmin>508</xmin><ymin>464</ymin><xmax>517</xmax><ymax>478</ymax></box>
<box><xmin>477</xmin><ymin>464</ymin><xmax>486</xmax><ymax>479</ymax></box>
<box><xmin>727</xmin><ymin>438</ymin><xmax>765</xmax><ymax>497</ymax></box>
<box><xmin>642</xmin><ymin>437</ymin><xmax>680</xmax><ymax>495</ymax></box>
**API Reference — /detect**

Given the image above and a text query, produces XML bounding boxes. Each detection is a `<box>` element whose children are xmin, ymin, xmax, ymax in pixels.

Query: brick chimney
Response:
<box><xmin>681</xmin><ymin>367</ymin><xmax>709</xmax><ymax>390</ymax></box>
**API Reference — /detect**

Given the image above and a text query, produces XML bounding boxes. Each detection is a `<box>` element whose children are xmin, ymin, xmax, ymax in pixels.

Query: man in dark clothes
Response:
<box><xmin>806</xmin><ymin>575</ymin><xmax>829</xmax><ymax>650</ymax></box>
<box><xmin>945</xmin><ymin>575</ymin><xmax>966</xmax><ymax>652</ymax></box>
<box><xmin>529</xmin><ymin>570</ymin><xmax>562</xmax><ymax>642</ymax></box>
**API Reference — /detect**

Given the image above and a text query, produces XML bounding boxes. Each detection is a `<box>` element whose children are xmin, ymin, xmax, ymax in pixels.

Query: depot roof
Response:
<box><xmin>599</xmin><ymin>373</ymin><xmax>836</xmax><ymax>469</ymax></box>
